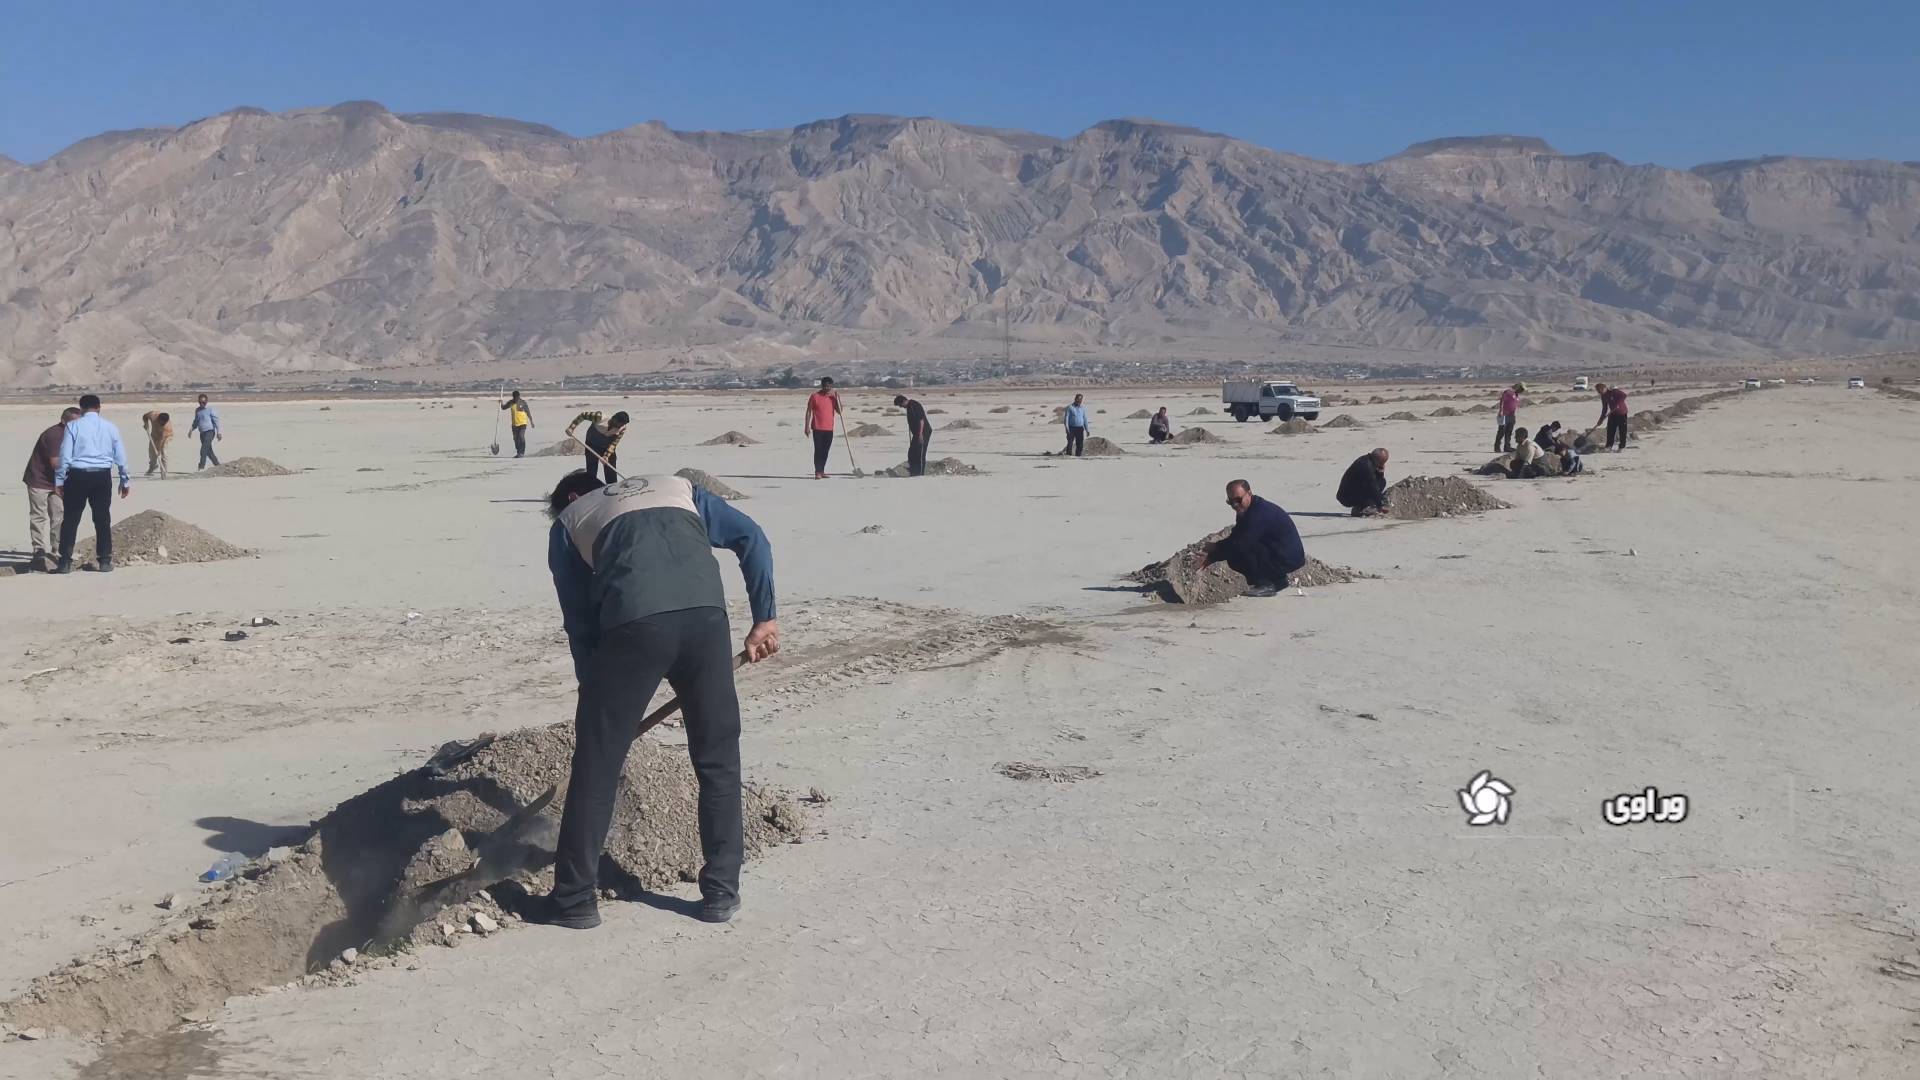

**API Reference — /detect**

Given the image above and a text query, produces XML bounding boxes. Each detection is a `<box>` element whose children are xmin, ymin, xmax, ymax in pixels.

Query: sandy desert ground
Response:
<box><xmin>1</xmin><ymin>382</ymin><xmax>1917</xmax><ymax>1078</ymax></box>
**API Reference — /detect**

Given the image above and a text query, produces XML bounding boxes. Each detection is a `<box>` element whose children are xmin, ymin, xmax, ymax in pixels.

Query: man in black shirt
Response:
<box><xmin>1336</xmin><ymin>448</ymin><xmax>1389</xmax><ymax>517</ymax></box>
<box><xmin>893</xmin><ymin>395</ymin><xmax>932</xmax><ymax>477</ymax></box>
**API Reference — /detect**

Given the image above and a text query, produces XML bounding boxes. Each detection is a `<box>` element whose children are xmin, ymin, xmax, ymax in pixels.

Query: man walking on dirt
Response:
<box><xmin>190</xmin><ymin>394</ymin><xmax>222</xmax><ymax>470</ymax></box>
<box><xmin>566</xmin><ymin>410</ymin><xmax>630</xmax><ymax>482</ymax></box>
<box><xmin>893</xmin><ymin>394</ymin><xmax>931</xmax><ymax>477</ymax></box>
<box><xmin>1063</xmin><ymin>394</ymin><xmax>1090</xmax><ymax>457</ymax></box>
<box><xmin>21</xmin><ymin>406</ymin><xmax>80</xmax><ymax>572</ymax></box>
<box><xmin>55</xmin><ymin>394</ymin><xmax>132</xmax><ymax>574</ymax></box>
<box><xmin>535</xmin><ymin>470</ymin><xmax>780</xmax><ymax>930</ymax></box>
<box><xmin>1197</xmin><ymin>479</ymin><xmax>1306</xmax><ymax>597</ymax></box>
<box><xmin>1596</xmin><ymin>382</ymin><xmax>1630</xmax><ymax>451</ymax></box>
<box><xmin>803</xmin><ymin>377</ymin><xmax>841</xmax><ymax>479</ymax></box>
<box><xmin>501</xmin><ymin>391</ymin><xmax>535</xmax><ymax>458</ymax></box>
<box><xmin>1494</xmin><ymin>383</ymin><xmax>1524</xmax><ymax>452</ymax></box>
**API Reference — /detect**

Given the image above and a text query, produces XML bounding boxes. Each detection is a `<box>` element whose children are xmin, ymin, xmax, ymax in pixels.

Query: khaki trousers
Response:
<box><xmin>27</xmin><ymin>485</ymin><xmax>63</xmax><ymax>557</ymax></box>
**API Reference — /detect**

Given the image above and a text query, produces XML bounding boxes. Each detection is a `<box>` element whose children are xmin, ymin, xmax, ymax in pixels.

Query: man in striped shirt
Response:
<box><xmin>565</xmin><ymin>410</ymin><xmax>630</xmax><ymax>482</ymax></box>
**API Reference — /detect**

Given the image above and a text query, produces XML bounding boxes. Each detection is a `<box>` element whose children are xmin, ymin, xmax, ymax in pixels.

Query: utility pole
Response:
<box><xmin>1002</xmin><ymin>289</ymin><xmax>1011</xmax><ymax>368</ymax></box>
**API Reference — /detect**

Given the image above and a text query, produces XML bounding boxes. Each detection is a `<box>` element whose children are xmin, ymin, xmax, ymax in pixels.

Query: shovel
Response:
<box><xmin>837</xmin><ymin>412</ymin><xmax>865</xmax><ymax>477</ymax></box>
<box><xmin>489</xmin><ymin>384</ymin><xmax>503</xmax><ymax>456</ymax></box>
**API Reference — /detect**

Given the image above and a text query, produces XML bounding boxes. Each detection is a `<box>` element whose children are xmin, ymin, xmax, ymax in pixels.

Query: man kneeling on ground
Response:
<box><xmin>536</xmin><ymin>470</ymin><xmax>781</xmax><ymax>930</ymax></box>
<box><xmin>1336</xmin><ymin>448</ymin><xmax>1389</xmax><ymax>516</ymax></box>
<box><xmin>1197</xmin><ymin>479</ymin><xmax>1306</xmax><ymax>597</ymax></box>
<box><xmin>1508</xmin><ymin>428</ymin><xmax>1545</xmax><ymax>479</ymax></box>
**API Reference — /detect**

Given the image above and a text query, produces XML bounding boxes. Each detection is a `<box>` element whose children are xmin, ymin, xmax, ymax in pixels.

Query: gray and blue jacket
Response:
<box><xmin>548</xmin><ymin>474</ymin><xmax>775</xmax><ymax>679</ymax></box>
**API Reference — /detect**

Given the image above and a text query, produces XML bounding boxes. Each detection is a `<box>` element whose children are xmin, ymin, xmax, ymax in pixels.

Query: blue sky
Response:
<box><xmin>2</xmin><ymin>0</ymin><xmax>1914</xmax><ymax>166</ymax></box>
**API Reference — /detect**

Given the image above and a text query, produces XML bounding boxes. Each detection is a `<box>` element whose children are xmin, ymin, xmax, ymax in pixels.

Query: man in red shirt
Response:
<box><xmin>1494</xmin><ymin>382</ymin><xmax>1524</xmax><ymax>452</ymax></box>
<box><xmin>21</xmin><ymin>407</ymin><xmax>80</xmax><ymax>572</ymax></box>
<box><xmin>802</xmin><ymin>377</ymin><xmax>842</xmax><ymax>479</ymax></box>
<box><xmin>1596</xmin><ymin>382</ymin><xmax>1630</xmax><ymax>450</ymax></box>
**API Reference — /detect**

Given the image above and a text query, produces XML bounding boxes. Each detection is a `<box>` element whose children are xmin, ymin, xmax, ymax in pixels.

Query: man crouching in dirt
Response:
<box><xmin>1197</xmin><ymin>479</ymin><xmax>1307</xmax><ymax>597</ymax></box>
<box><xmin>535</xmin><ymin>470</ymin><xmax>780</xmax><ymax>929</ymax></box>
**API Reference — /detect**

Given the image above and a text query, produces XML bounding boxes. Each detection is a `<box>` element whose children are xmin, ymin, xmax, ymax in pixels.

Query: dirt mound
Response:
<box><xmin>845</xmin><ymin>423</ymin><xmax>891</xmax><ymax>437</ymax></box>
<box><xmin>674</xmin><ymin>467</ymin><xmax>746</xmax><ymax>500</ymax></box>
<box><xmin>1429</xmin><ymin>406</ymin><xmax>1461</xmax><ymax>417</ymax></box>
<box><xmin>1466</xmin><ymin>403</ymin><xmax>1495</xmax><ymax>413</ymax></box>
<box><xmin>0</xmin><ymin>725</ymin><xmax>807</xmax><ymax>1038</ymax></box>
<box><xmin>73</xmin><ymin>510</ymin><xmax>252</xmax><ymax>567</ymax></box>
<box><xmin>1385</xmin><ymin>476</ymin><xmax>1511</xmax><ymax>519</ymax></box>
<box><xmin>876</xmin><ymin>457</ymin><xmax>982</xmax><ymax>478</ymax></box>
<box><xmin>1384</xmin><ymin>411</ymin><xmax>1424</xmax><ymax>422</ymax></box>
<box><xmin>943</xmin><ymin>418</ymin><xmax>982</xmax><ymax>430</ymax></box>
<box><xmin>1184</xmin><ymin>407</ymin><xmax>1214</xmax><ymax>416</ymax></box>
<box><xmin>191</xmin><ymin>457</ymin><xmax>294</xmax><ymax>478</ymax></box>
<box><xmin>1321</xmin><ymin>414</ymin><xmax>1364</xmax><ymax>429</ymax></box>
<box><xmin>1475</xmin><ymin>454</ymin><xmax>1567</xmax><ymax>478</ymax></box>
<box><xmin>1171</xmin><ymin>427</ymin><xmax>1225</xmax><ymax>445</ymax></box>
<box><xmin>532</xmin><ymin>437</ymin><xmax>586</xmax><ymax>458</ymax></box>
<box><xmin>1080</xmin><ymin>436</ymin><xmax>1126</xmax><ymax>456</ymax></box>
<box><xmin>1126</xmin><ymin>529</ymin><xmax>1371</xmax><ymax>604</ymax></box>
<box><xmin>700</xmin><ymin>431</ymin><xmax>759</xmax><ymax>446</ymax></box>
<box><xmin>1368</xmin><ymin>396</ymin><xmax>1387</xmax><ymax>404</ymax></box>
<box><xmin>1878</xmin><ymin>383</ymin><xmax>1920</xmax><ymax>402</ymax></box>
<box><xmin>1270</xmin><ymin>418</ymin><xmax>1318</xmax><ymax>435</ymax></box>
<box><xmin>988</xmin><ymin>405</ymin><xmax>1011</xmax><ymax>413</ymax></box>
<box><xmin>1125</xmin><ymin>409</ymin><xmax>1153</xmax><ymax>419</ymax></box>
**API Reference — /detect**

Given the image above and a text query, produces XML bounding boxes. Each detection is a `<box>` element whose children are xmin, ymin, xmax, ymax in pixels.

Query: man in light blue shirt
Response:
<box><xmin>191</xmin><ymin>393</ymin><xmax>222</xmax><ymax>469</ymax></box>
<box><xmin>54</xmin><ymin>394</ymin><xmax>131</xmax><ymax>573</ymax></box>
<box><xmin>1063</xmin><ymin>393</ymin><xmax>1090</xmax><ymax>457</ymax></box>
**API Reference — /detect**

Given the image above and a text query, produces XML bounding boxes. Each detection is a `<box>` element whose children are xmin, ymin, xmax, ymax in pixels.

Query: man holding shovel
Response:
<box><xmin>535</xmin><ymin>470</ymin><xmax>780</xmax><ymax>930</ymax></box>
<box><xmin>803</xmin><ymin>377</ymin><xmax>841</xmax><ymax>479</ymax></box>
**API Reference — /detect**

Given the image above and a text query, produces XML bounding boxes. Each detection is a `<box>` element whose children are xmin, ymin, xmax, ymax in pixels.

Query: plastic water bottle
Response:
<box><xmin>200</xmin><ymin>852</ymin><xmax>246</xmax><ymax>882</ymax></box>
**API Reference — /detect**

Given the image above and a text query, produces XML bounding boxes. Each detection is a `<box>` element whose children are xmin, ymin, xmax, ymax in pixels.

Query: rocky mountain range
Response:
<box><xmin>2</xmin><ymin>102</ymin><xmax>1917</xmax><ymax>386</ymax></box>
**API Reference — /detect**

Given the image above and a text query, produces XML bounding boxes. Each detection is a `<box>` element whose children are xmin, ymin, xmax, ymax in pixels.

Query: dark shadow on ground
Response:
<box><xmin>192</xmin><ymin>816</ymin><xmax>312</xmax><ymax>855</ymax></box>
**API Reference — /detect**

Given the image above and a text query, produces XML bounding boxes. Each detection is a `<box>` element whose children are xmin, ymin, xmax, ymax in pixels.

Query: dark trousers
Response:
<box><xmin>1606</xmin><ymin>414</ymin><xmax>1628</xmax><ymax>450</ymax></box>
<box><xmin>1149</xmin><ymin>428</ymin><xmax>1170</xmax><ymax>444</ymax></box>
<box><xmin>1226</xmin><ymin>547</ymin><xmax>1296</xmax><ymax>590</ymax></box>
<box><xmin>57</xmin><ymin>468</ymin><xmax>113</xmax><ymax>563</ymax></box>
<box><xmin>198</xmin><ymin>430</ymin><xmax>220</xmax><ymax>469</ymax></box>
<box><xmin>812</xmin><ymin>429</ymin><xmax>834</xmax><ymax>475</ymax></box>
<box><xmin>552</xmin><ymin>607</ymin><xmax>743</xmax><ymax>909</ymax></box>
<box><xmin>1065</xmin><ymin>426</ymin><xmax>1086</xmax><ymax>456</ymax></box>
<box><xmin>511</xmin><ymin>426</ymin><xmax>527</xmax><ymax>457</ymax></box>
<box><xmin>1494</xmin><ymin>415</ymin><xmax>1515</xmax><ymax>452</ymax></box>
<box><xmin>908</xmin><ymin>434</ymin><xmax>929</xmax><ymax>476</ymax></box>
<box><xmin>583</xmin><ymin>450</ymin><xmax>619</xmax><ymax>484</ymax></box>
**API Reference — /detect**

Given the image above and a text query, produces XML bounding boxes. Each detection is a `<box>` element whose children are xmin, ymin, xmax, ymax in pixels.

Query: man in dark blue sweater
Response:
<box><xmin>1200</xmin><ymin>479</ymin><xmax>1307</xmax><ymax>597</ymax></box>
<box><xmin>537</xmin><ymin>470</ymin><xmax>780</xmax><ymax>929</ymax></box>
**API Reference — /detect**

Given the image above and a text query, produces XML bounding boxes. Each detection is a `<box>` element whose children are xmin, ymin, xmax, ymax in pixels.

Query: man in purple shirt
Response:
<box><xmin>21</xmin><ymin>407</ymin><xmax>80</xmax><ymax>572</ymax></box>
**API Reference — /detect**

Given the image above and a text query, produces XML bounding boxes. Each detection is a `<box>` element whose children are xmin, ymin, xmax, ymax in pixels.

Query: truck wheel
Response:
<box><xmin>1276</xmin><ymin>406</ymin><xmax>1294</xmax><ymax>422</ymax></box>
<box><xmin>1232</xmin><ymin>406</ymin><xmax>1250</xmax><ymax>422</ymax></box>
<box><xmin>1300</xmin><ymin>413</ymin><xmax>1319</xmax><ymax>422</ymax></box>
<box><xmin>1260</xmin><ymin>413</ymin><xmax>1272</xmax><ymax>422</ymax></box>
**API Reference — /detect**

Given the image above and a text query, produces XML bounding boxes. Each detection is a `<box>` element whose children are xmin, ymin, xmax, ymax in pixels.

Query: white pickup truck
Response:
<box><xmin>1222</xmin><ymin>380</ymin><xmax>1321</xmax><ymax>422</ymax></box>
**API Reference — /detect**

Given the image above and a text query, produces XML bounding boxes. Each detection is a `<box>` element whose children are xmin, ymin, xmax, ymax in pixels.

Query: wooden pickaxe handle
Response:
<box><xmin>635</xmin><ymin>651</ymin><xmax>750</xmax><ymax>737</ymax></box>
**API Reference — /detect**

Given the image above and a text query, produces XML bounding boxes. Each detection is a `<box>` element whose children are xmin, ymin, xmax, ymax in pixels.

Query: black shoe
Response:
<box><xmin>1242</xmin><ymin>583</ymin><xmax>1281</xmax><ymax>598</ymax></box>
<box><xmin>526</xmin><ymin>894</ymin><xmax>601</xmax><ymax>930</ymax></box>
<box><xmin>97</xmin><ymin>559</ymin><xmax>114</xmax><ymax>573</ymax></box>
<box><xmin>697</xmin><ymin>896</ymin><xmax>741</xmax><ymax>924</ymax></box>
<box><xmin>54</xmin><ymin>558</ymin><xmax>73</xmax><ymax>575</ymax></box>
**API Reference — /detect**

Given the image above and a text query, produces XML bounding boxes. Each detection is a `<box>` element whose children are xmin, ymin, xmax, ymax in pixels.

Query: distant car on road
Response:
<box><xmin>1221</xmin><ymin>380</ymin><xmax>1321</xmax><ymax>422</ymax></box>
<box><xmin>1571</xmin><ymin>376</ymin><xmax>1590</xmax><ymax>391</ymax></box>
<box><xmin>1743</xmin><ymin>378</ymin><xmax>1762</xmax><ymax>389</ymax></box>
<box><xmin>1797</xmin><ymin>377</ymin><xmax>1816</xmax><ymax>385</ymax></box>
<box><xmin>1848</xmin><ymin>377</ymin><xmax>1867</xmax><ymax>389</ymax></box>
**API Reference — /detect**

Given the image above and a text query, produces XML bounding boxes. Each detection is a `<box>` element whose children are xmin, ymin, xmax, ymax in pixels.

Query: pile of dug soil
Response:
<box><xmin>700</xmin><ymin>431</ymin><xmax>758</xmax><ymax>446</ymax></box>
<box><xmin>74</xmin><ymin>510</ymin><xmax>252</xmax><ymax>566</ymax></box>
<box><xmin>1878</xmin><ymin>383</ymin><xmax>1920</xmax><ymax>402</ymax></box>
<box><xmin>1385</xmin><ymin>476</ymin><xmax>1511</xmax><ymax>519</ymax></box>
<box><xmin>943</xmin><ymin>418</ymin><xmax>982</xmax><ymax>430</ymax></box>
<box><xmin>1270</xmin><ymin>418</ymin><xmax>1317</xmax><ymax>435</ymax></box>
<box><xmin>1384</xmin><ymin>411</ymin><xmax>1424</xmax><ymax>422</ymax></box>
<box><xmin>1466</xmin><ymin>404</ymin><xmax>1495</xmax><ymax>413</ymax></box>
<box><xmin>192</xmin><ymin>457</ymin><xmax>295</xmax><ymax>478</ymax></box>
<box><xmin>0</xmin><ymin>725</ymin><xmax>807</xmax><ymax>1038</ymax></box>
<box><xmin>1368</xmin><ymin>396</ymin><xmax>1387</xmax><ymax>404</ymax></box>
<box><xmin>1080</xmin><ymin>436</ymin><xmax>1126</xmax><ymax>456</ymax></box>
<box><xmin>1429</xmin><ymin>406</ymin><xmax>1461</xmax><ymax>417</ymax></box>
<box><xmin>1475</xmin><ymin>453</ymin><xmax>1566</xmax><ymax>478</ymax></box>
<box><xmin>989</xmin><ymin>405</ymin><xmax>1011</xmax><ymax>413</ymax></box>
<box><xmin>1184</xmin><ymin>407</ymin><xmax>1214</xmax><ymax>416</ymax></box>
<box><xmin>1321</xmin><ymin>414</ymin><xmax>1364</xmax><ymax>429</ymax></box>
<box><xmin>845</xmin><ymin>423</ymin><xmax>891</xmax><ymax>437</ymax></box>
<box><xmin>876</xmin><ymin>457</ymin><xmax>982</xmax><ymax>478</ymax></box>
<box><xmin>1171</xmin><ymin>427</ymin><xmax>1225</xmax><ymax>445</ymax></box>
<box><xmin>675</xmin><ymin>467</ymin><xmax>747</xmax><ymax>500</ymax></box>
<box><xmin>1125</xmin><ymin>529</ymin><xmax>1372</xmax><ymax>604</ymax></box>
<box><xmin>1126</xmin><ymin>409</ymin><xmax>1153</xmax><ymax>419</ymax></box>
<box><xmin>532</xmin><ymin>437</ymin><xmax>586</xmax><ymax>458</ymax></box>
